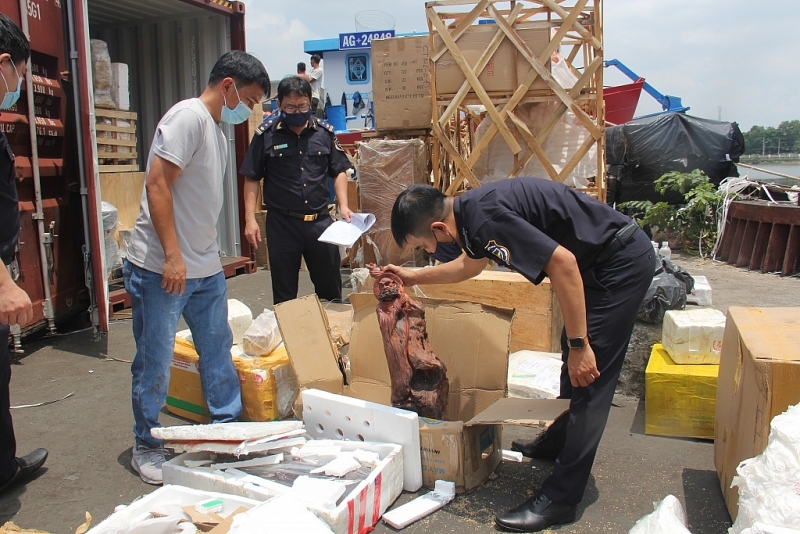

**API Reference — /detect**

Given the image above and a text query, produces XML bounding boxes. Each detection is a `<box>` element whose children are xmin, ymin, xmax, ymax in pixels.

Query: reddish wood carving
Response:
<box><xmin>374</xmin><ymin>273</ymin><xmax>449</xmax><ymax>420</ymax></box>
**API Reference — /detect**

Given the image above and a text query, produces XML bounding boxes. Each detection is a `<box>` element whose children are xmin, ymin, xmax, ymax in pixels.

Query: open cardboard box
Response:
<box><xmin>274</xmin><ymin>293</ymin><xmax>569</xmax><ymax>493</ymax></box>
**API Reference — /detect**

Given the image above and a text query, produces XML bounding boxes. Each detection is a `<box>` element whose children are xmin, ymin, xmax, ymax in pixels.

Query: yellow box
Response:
<box><xmin>166</xmin><ymin>338</ymin><xmax>291</xmax><ymax>423</ymax></box>
<box><xmin>645</xmin><ymin>344</ymin><xmax>718</xmax><ymax>439</ymax></box>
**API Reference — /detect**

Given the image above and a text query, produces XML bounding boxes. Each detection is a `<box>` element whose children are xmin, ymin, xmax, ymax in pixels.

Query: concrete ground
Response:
<box><xmin>1</xmin><ymin>252</ymin><xmax>797</xmax><ymax>533</ymax></box>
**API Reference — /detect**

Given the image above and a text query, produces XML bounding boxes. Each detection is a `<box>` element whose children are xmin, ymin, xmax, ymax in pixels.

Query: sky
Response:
<box><xmin>239</xmin><ymin>0</ymin><xmax>798</xmax><ymax>132</ymax></box>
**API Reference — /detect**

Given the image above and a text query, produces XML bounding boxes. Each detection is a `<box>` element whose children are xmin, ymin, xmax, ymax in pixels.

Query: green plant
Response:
<box><xmin>619</xmin><ymin>169</ymin><xmax>724</xmax><ymax>257</ymax></box>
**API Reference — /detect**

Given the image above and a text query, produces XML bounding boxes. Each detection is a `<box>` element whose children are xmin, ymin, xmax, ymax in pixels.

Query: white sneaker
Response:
<box><xmin>131</xmin><ymin>444</ymin><xmax>167</xmax><ymax>485</ymax></box>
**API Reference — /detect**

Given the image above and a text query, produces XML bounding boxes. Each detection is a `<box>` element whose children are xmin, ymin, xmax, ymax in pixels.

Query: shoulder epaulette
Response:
<box><xmin>255</xmin><ymin>116</ymin><xmax>276</xmax><ymax>135</ymax></box>
<box><xmin>315</xmin><ymin>118</ymin><xmax>335</xmax><ymax>133</ymax></box>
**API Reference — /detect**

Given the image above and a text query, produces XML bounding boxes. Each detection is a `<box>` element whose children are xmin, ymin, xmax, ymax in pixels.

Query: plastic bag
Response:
<box><xmin>242</xmin><ymin>309</ymin><xmax>283</xmax><ymax>357</ymax></box>
<box><xmin>659</xmin><ymin>258</ymin><xmax>695</xmax><ymax>294</ymax></box>
<box><xmin>101</xmin><ymin>201</ymin><xmax>119</xmax><ymax>231</ymax></box>
<box><xmin>729</xmin><ymin>403</ymin><xmax>800</xmax><ymax>534</ymax></box>
<box><xmin>629</xmin><ymin>494</ymin><xmax>691</xmax><ymax>534</ymax></box>
<box><xmin>637</xmin><ymin>271</ymin><xmax>687</xmax><ymax>323</ymax></box>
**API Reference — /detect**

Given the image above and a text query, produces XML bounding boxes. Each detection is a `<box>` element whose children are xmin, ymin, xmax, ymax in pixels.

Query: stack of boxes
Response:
<box><xmin>645</xmin><ymin>308</ymin><xmax>727</xmax><ymax>439</ymax></box>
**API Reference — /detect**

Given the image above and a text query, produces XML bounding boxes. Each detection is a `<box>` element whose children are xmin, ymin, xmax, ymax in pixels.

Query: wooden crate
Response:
<box><xmin>99</xmin><ymin>172</ymin><xmax>145</xmax><ymax>232</ymax></box>
<box><xmin>426</xmin><ymin>0</ymin><xmax>605</xmax><ymax>201</ymax></box>
<box><xmin>95</xmin><ymin>108</ymin><xmax>139</xmax><ymax>173</ymax></box>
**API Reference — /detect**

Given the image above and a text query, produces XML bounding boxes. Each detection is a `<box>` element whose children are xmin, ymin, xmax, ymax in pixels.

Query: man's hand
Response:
<box><xmin>567</xmin><ymin>345</ymin><xmax>601</xmax><ymax>388</ymax></box>
<box><xmin>161</xmin><ymin>253</ymin><xmax>187</xmax><ymax>296</ymax></box>
<box><xmin>0</xmin><ymin>278</ymin><xmax>34</xmax><ymax>326</ymax></box>
<box><xmin>245</xmin><ymin>217</ymin><xmax>261</xmax><ymax>248</ymax></box>
<box><xmin>366</xmin><ymin>263</ymin><xmax>416</xmax><ymax>287</ymax></box>
<box><xmin>339</xmin><ymin>206</ymin><xmax>353</xmax><ymax>223</ymax></box>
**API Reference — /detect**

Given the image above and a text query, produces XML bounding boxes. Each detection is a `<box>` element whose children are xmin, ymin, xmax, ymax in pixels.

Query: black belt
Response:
<box><xmin>594</xmin><ymin>219</ymin><xmax>639</xmax><ymax>265</ymax></box>
<box><xmin>269</xmin><ymin>208</ymin><xmax>327</xmax><ymax>222</ymax></box>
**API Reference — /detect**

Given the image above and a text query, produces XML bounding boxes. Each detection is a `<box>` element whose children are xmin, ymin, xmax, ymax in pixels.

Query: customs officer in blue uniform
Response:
<box><xmin>369</xmin><ymin>177</ymin><xmax>655</xmax><ymax>532</ymax></box>
<box><xmin>240</xmin><ymin>76</ymin><xmax>353</xmax><ymax>305</ymax></box>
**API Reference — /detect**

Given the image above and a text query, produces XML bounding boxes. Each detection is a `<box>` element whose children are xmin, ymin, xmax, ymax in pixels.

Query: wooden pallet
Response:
<box><xmin>95</xmin><ymin>108</ymin><xmax>139</xmax><ymax>173</ymax></box>
<box><xmin>426</xmin><ymin>0</ymin><xmax>605</xmax><ymax>201</ymax></box>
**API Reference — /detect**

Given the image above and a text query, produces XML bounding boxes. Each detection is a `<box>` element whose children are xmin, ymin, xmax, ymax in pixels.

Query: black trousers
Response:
<box><xmin>266</xmin><ymin>210</ymin><xmax>341</xmax><ymax>305</ymax></box>
<box><xmin>0</xmin><ymin>323</ymin><xmax>16</xmax><ymax>484</ymax></box>
<box><xmin>540</xmin><ymin>229</ymin><xmax>655</xmax><ymax>505</ymax></box>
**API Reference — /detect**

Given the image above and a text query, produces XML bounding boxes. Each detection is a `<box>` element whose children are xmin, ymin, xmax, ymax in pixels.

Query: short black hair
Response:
<box><xmin>391</xmin><ymin>185</ymin><xmax>448</xmax><ymax>247</ymax></box>
<box><xmin>0</xmin><ymin>14</ymin><xmax>30</xmax><ymax>64</ymax></box>
<box><xmin>310</xmin><ymin>54</ymin><xmax>321</xmax><ymax>65</ymax></box>
<box><xmin>297</xmin><ymin>62</ymin><xmax>306</xmax><ymax>72</ymax></box>
<box><xmin>277</xmin><ymin>75</ymin><xmax>311</xmax><ymax>102</ymax></box>
<box><xmin>208</xmin><ymin>50</ymin><xmax>270</xmax><ymax>94</ymax></box>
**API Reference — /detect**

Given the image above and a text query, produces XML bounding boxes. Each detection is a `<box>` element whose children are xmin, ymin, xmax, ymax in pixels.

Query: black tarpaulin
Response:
<box><xmin>606</xmin><ymin>113</ymin><xmax>745</xmax><ymax>204</ymax></box>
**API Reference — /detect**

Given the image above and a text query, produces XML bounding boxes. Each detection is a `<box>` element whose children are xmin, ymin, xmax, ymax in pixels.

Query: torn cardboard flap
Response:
<box><xmin>274</xmin><ymin>296</ymin><xmax>343</xmax><ymax>394</ymax></box>
<box><xmin>466</xmin><ymin>398</ymin><xmax>570</xmax><ymax>427</ymax></box>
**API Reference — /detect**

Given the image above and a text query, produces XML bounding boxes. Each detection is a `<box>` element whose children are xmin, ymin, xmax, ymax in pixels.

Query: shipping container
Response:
<box><xmin>1</xmin><ymin>0</ymin><xmax>253</xmax><ymax>343</ymax></box>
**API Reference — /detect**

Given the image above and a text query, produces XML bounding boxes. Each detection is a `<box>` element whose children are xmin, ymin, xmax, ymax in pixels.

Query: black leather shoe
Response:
<box><xmin>0</xmin><ymin>448</ymin><xmax>48</xmax><ymax>495</ymax></box>
<box><xmin>495</xmin><ymin>493</ymin><xmax>577</xmax><ymax>532</ymax></box>
<box><xmin>511</xmin><ymin>432</ymin><xmax>562</xmax><ymax>461</ymax></box>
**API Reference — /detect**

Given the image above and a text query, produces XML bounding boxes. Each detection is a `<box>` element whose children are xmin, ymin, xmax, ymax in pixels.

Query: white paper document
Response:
<box><xmin>318</xmin><ymin>213</ymin><xmax>376</xmax><ymax>247</ymax></box>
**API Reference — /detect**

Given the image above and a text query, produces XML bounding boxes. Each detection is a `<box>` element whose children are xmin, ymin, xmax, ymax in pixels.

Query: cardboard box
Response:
<box><xmin>163</xmin><ymin>441</ymin><xmax>403</xmax><ymax>534</ymax></box>
<box><xmin>645</xmin><ymin>344</ymin><xmax>718</xmax><ymax>439</ymax></box>
<box><xmin>415</xmin><ymin>269</ymin><xmax>563</xmax><ymax>353</ymax></box>
<box><xmin>715</xmin><ymin>307</ymin><xmax>800</xmax><ymax>521</ymax></box>
<box><xmin>662</xmin><ymin>308</ymin><xmax>726</xmax><ymax>365</ymax></box>
<box><xmin>515</xmin><ymin>25</ymin><xmax>552</xmax><ymax>93</ymax></box>
<box><xmin>166</xmin><ymin>339</ymin><xmax>295</xmax><ymax>423</ymax></box>
<box><xmin>371</xmin><ymin>36</ymin><xmax>432</xmax><ymax>131</ymax></box>
<box><xmin>274</xmin><ymin>293</ymin><xmax>568</xmax><ymax>493</ymax></box>
<box><xmin>434</xmin><ymin>24</ymin><xmax>519</xmax><ymax>95</ymax></box>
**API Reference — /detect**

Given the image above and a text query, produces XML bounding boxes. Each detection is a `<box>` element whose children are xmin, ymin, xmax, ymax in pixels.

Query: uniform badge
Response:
<box><xmin>485</xmin><ymin>240</ymin><xmax>510</xmax><ymax>263</ymax></box>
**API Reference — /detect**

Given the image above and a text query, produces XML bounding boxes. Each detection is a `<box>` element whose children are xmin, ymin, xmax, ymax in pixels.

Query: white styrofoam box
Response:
<box><xmin>302</xmin><ymin>388</ymin><xmax>422</xmax><ymax>492</ymax></box>
<box><xmin>230</xmin><ymin>494</ymin><xmax>334</xmax><ymax>533</ymax></box>
<box><xmin>687</xmin><ymin>275</ymin><xmax>712</xmax><ymax>306</ymax></box>
<box><xmin>87</xmin><ymin>484</ymin><xmax>259</xmax><ymax>533</ymax></box>
<box><xmin>163</xmin><ymin>440</ymin><xmax>403</xmax><ymax>534</ymax></box>
<box><xmin>228</xmin><ymin>299</ymin><xmax>253</xmax><ymax>347</ymax></box>
<box><xmin>110</xmin><ymin>62</ymin><xmax>129</xmax><ymax>110</ymax></box>
<box><xmin>662</xmin><ymin>308</ymin><xmax>726</xmax><ymax>365</ymax></box>
<box><xmin>507</xmin><ymin>350</ymin><xmax>563</xmax><ymax>399</ymax></box>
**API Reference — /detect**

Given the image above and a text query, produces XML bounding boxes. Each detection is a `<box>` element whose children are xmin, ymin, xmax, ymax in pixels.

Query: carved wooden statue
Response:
<box><xmin>373</xmin><ymin>272</ymin><xmax>449</xmax><ymax>420</ymax></box>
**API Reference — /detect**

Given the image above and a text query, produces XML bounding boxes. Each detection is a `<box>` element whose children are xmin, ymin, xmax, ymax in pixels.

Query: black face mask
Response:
<box><xmin>430</xmin><ymin>240</ymin><xmax>462</xmax><ymax>263</ymax></box>
<box><xmin>283</xmin><ymin>109</ymin><xmax>312</xmax><ymax>128</ymax></box>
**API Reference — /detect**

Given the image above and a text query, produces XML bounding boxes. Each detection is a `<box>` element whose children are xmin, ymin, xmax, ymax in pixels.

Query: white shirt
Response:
<box><xmin>309</xmin><ymin>66</ymin><xmax>323</xmax><ymax>100</ymax></box>
<box><xmin>126</xmin><ymin>98</ymin><xmax>228</xmax><ymax>279</ymax></box>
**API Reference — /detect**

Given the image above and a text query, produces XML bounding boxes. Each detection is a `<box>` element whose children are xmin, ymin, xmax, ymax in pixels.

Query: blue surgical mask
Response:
<box><xmin>221</xmin><ymin>83</ymin><xmax>252</xmax><ymax>124</ymax></box>
<box><xmin>283</xmin><ymin>109</ymin><xmax>312</xmax><ymax>128</ymax></box>
<box><xmin>0</xmin><ymin>65</ymin><xmax>22</xmax><ymax>110</ymax></box>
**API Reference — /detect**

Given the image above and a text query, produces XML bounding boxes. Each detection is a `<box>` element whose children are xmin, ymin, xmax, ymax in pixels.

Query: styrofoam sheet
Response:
<box><xmin>162</xmin><ymin>440</ymin><xmax>403</xmax><ymax>534</ymax></box>
<box><xmin>87</xmin><ymin>484</ymin><xmax>259</xmax><ymax>533</ymax></box>
<box><xmin>662</xmin><ymin>308</ymin><xmax>726</xmax><ymax>365</ymax></box>
<box><xmin>687</xmin><ymin>275</ymin><xmax>712</xmax><ymax>306</ymax></box>
<box><xmin>302</xmin><ymin>388</ymin><xmax>422</xmax><ymax>492</ymax></box>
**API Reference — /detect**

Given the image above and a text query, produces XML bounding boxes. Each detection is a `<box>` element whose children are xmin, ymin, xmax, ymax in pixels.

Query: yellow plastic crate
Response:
<box><xmin>645</xmin><ymin>344</ymin><xmax>719</xmax><ymax>439</ymax></box>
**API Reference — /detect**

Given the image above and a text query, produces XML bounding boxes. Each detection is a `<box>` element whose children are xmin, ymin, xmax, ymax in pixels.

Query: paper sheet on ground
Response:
<box><xmin>318</xmin><ymin>213</ymin><xmax>376</xmax><ymax>247</ymax></box>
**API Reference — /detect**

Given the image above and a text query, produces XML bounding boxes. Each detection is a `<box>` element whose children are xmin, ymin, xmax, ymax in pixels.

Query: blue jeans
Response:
<box><xmin>123</xmin><ymin>260</ymin><xmax>241</xmax><ymax>448</ymax></box>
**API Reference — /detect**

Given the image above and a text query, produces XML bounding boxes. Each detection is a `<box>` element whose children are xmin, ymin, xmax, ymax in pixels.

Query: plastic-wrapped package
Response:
<box><xmin>233</xmin><ymin>346</ymin><xmax>298</xmax><ymax>421</ymax></box>
<box><xmin>242</xmin><ymin>309</ymin><xmax>283</xmax><ymax>357</ymax></box>
<box><xmin>629</xmin><ymin>494</ymin><xmax>691</xmax><ymax>534</ymax></box>
<box><xmin>90</xmin><ymin>39</ymin><xmax>116</xmax><ymax>109</ymax></box>
<box><xmin>473</xmin><ymin>100</ymin><xmax>596</xmax><ymax>187</ymax></box>
<box><xmin>101</xmin><ymin>201</ymin><xmax>118</xmax><ymax>231</ymax></box>
<box><xmin>357</xmin><ymin>139</ymin><xmax>428</xmax><ymax>266</ymax></box>
<box><xmin>729</xmin><ymin>403</ymin><xmax>800</xmax><ymax>534</ymax></box>
<box><xmin>104</xmin><ymin>232</ymin><xmax>122</xmax><ymax>278</ymax></box>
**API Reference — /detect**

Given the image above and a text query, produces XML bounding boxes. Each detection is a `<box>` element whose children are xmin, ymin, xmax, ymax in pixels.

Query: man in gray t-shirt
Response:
<box><xmin>123</xmin><ymin>51</ymin><xmax>269</xmax><ymax>485</ymax></box>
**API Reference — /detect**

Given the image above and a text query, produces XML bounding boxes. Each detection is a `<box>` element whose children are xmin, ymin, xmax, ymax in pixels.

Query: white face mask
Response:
<box><xmin>0</xmin><ymin>63</ymin><xmax>22</xmax><ymax>110</ymax></box>
<box><xmin>221</xmin><ymin>83</ymin><xmax>252</xmax><ymax>124</ymax></box>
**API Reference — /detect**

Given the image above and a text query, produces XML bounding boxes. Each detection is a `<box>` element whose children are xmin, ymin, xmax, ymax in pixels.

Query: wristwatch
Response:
<box><xmin>568</xmin><ymin>334</ymin><xmax>590</xmax><ymax>350</ymax></box>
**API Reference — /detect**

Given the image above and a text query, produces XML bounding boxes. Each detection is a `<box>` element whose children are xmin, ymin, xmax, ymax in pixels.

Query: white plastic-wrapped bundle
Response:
<box><xmin>629</xmin><ymin>494</ymin><xmax>691</xmax><ymax>534</ymax></box>
<box><xmin>730</xmin><ymin>403</ymin><xmax>800</xmax><ymax>534</ymax></box>
<box><xmin>101</xmin><ymin>201</ymin><xmax>118</xmax><ymax>231</ymax></box>
<box><xmin>242</xmin><ymin>309</ymin><xmax>283</xmax><ymax>357</ymax></box>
